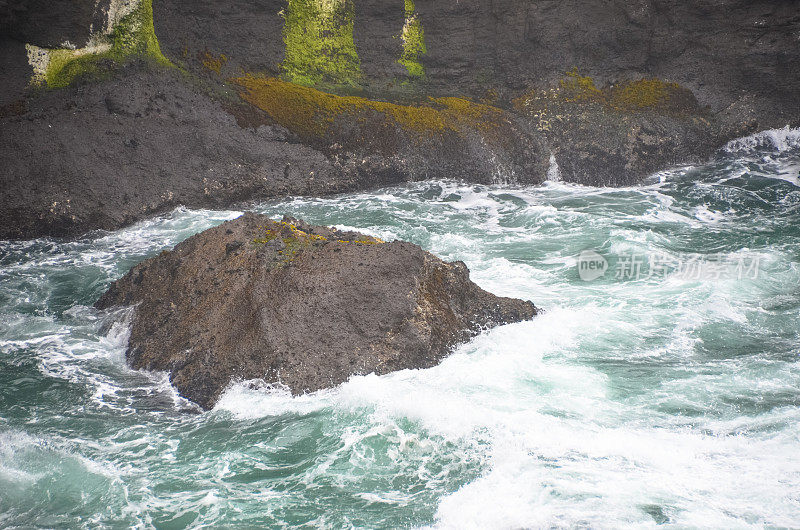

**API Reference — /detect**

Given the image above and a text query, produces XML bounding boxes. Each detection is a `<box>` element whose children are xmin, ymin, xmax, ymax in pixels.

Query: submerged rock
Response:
<box><xmin>95</xmin><ymin>213</ymin><xmax>538</xmax><ymax>409</ymax></box>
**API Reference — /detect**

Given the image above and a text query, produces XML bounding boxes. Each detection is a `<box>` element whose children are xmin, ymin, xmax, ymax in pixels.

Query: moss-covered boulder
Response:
<box><xmin>512</xmin><ymin>73</ymin><xmax>737</xmax><ymax>186</ymax></box>
<box><xmin>95</xmin><ymin>213</ymin><xmax>539</xmax><ymax>409</ymax></box>
<box><xmin>233</xmin><ymin>75</ymin><xmax>549</xmax><ymax>184</ymax></box>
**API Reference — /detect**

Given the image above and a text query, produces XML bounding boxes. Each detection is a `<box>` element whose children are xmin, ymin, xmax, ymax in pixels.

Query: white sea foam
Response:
<box><xmin>724</xmin><ymin>126</ymin><xmax>800</xmax><ymax>154</ymax></box>
<box><xmin>213</xmin><ymin>286</ymin><xmax>800</xmax><ymax>527</ymax></box>
<box><xmin>547</xmin><ymin>153</ymin><xmax>562</xmax><ymax>181</ymax></box>
<box><xmin>211</xmin><ymin>177</ymin><xmax>800</xmax><ymax>525</ymax></box>
<box><xmin>214</xmin><ymin>381</ymin><xmax>331</xmax><ymax>419</ymax></box>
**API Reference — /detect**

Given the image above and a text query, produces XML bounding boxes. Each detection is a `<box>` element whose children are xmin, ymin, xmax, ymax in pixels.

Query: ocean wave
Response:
<box><xmin>724</xmin><ymin>126</ymin><xmax>800</xmax><ymax>154</ymax></box>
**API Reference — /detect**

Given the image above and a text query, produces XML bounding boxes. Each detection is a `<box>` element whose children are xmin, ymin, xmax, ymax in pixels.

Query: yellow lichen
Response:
<box><xmin>200</xmin><ymin>51</ymin><xmax>228</xmax><ymax>75</ymax></box>
<box><xmin>253</xmin><ymin>220</ymin><xmax>383</xmax><ymax>265</ymax></box>
<box><xmin>254</xmin><ymin>221</ymin><xmax>328</xmax><ymax>245</ymax></box>
<box><xmin>232</xmin><ymin>75</ymin><xmax>504</xmax><ymax>141</ymax></box>
<box><xmin>514</xmin><ymin>70</ymin><xmax>689</xmax><ymax>117</ymax></box>
<box><xmin>559</xmin><ymin>68</ymin><xmax>602</xmax><ymax>102</ymax></box>
<box><xmin>608</xmin><ymin>78</ymin><xmax>681</xmax><ymax>110</ymax></box>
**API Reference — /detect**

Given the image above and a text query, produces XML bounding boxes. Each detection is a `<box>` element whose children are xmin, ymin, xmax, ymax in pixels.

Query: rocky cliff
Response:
<box><xmin>1</xmin><ymin>0</ymin><xmax>798</xmax><ymax>238</ymax></box>
<box><xmin>153</xmin><ymin>0</ymin><xmax>800</xmax><ymax>126</ymax></box>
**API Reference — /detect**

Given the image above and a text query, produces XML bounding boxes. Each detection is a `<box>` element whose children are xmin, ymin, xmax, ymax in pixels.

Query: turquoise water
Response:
<box><xmin>1</xmin><ymin>128</ymin><xmax>800</xmax><ymax>528</ymax></box>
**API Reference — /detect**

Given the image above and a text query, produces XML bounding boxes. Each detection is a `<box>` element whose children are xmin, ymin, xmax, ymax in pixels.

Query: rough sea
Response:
<box><xmin>1</xmin><ymin>127</ymin><xmax>799</xmax><ymax>528</ymax></box>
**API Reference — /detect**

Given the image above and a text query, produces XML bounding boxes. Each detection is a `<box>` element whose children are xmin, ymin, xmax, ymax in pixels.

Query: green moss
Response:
<box><xmin>43</xmin><ymin>0</ymin><xmax>170</xmax><ymax>89</ymax></box>
<box><xmin>281</xmin><ymin>0</ymin><xmax>361</xmax><ymax>87</ymax></box>
<box><xmin>398</xmin><ymin>0</ymin><xmax>426</xmax><ymax>78</ymax></box>
<box><xmin>110</xmin><ymin>0</ymin><xmax>167</xmax><ymax>60</ymax></box>
<box><xmin>513</xmin><ymin>70</ymin><xmax>689</xmax><ymax>119</ymax></box>
<box><xmin>233</xmin><ymin>75</ymin><xmax>505</xmax><ymax>141</ymax></box>
<box><xmin>45</xmin><ymin>50</ymin><xmax>92</xmax><ymax>88</ymax></box>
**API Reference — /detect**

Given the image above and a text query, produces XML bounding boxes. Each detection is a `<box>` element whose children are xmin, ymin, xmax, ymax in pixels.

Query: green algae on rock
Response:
<box><xmin>27</xmin><ymin>0</ymin><xmax>170</xmax><ymax>89</ymax></box>
<box><xmin>281</xmin><ymin>0</ymin><xmax>361</xmax><ymax>86</ymax></box>
<box><xmin>398</xmin><ymin>0</ymin><xmax>426</xmax><ymax>78</ymax></box>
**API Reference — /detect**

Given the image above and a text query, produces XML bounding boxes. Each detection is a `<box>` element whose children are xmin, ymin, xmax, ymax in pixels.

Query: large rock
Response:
<box><xmin>95</xmin><ymin>213</ymin><xmax>538</xmax><ymax>409</ymax></box>
<box><xmin>512</xmin><ymin>76</ymin><xmax>747</xmax><ymax>186</ymax></box>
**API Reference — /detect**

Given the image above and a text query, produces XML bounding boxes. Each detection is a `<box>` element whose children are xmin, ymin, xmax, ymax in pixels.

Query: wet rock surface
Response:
<box><xmin>95</xmin><ymin>213</ymin><xmax>539</xmax><ymax>409</ymax></box>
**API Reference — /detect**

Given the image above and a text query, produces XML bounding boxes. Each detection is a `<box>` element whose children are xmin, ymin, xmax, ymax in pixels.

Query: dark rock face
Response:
<box><xmin>0</xmin><ymin>39</ymin><xmax>31</xmax><ymax>107</ymax></box>
<box><xmin>95</xmin><ymin>213</ymin><xmax>538</xmax><ymax>409</ymax></box>
<box><xmin>0</xmin><ymin>66</ymin><xmax>342</xmax><ymax>239</ymax></box>
<box><xmin>353</xmin><ymin>0</ymin><xmax>407</xmax><ymax>88</ymax></box>
<box><xmin>149</xmin><ymin>0</ymin><xmax>799</xmax><ymax>186</ymax></box>
<box><xmin>0</xmin><ymin>0</ymin><xmax>108</xmax><ymax>48</ymax></box>
<box><xmin>153</xmin><ymin>0</ymin><xmax>286</xmax><ymax>78</ymax></box>
<box><xmin>546</xmin><ymin>107</ymin><xmax>725</xmax><ymax>187</ymax></box>
<box><xmin>153</xmin><ymin>0</ymin><xmax>800</xmax><ymax>130</ymax></box>
<box><xmin>0</xmin><ymin>63</ymin><xmax>547</xmax><ymax>239</ymax></box>
<box><xmin>513</xmin><ymin>79</ymin><xmax>748</xmax><ymax>187</ymax></box>
<box><xmin>414</xmin><ymin>0</ymin><xmax>800</xmax><ymax>129</ymax></box>
<box><xmin>232</xmin><ymin>76</ymin><xmax>549</xmax><ymax>186</ymax></box>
